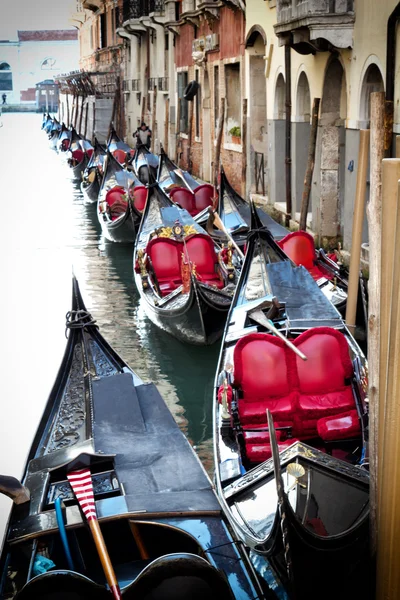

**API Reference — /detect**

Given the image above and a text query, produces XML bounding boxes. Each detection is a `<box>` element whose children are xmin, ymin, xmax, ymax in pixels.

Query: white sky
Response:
<box><xmin>0</xmin><ymin>0</ymin><xmax>76</xmax><ymax>40</ymax></box>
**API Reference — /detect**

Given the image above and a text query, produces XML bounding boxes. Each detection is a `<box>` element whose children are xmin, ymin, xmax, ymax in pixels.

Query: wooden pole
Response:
<box><xmin>79</xmin><ymin>96</ymin><xmax>84</xmax><ymax>136</ymax></box>
<box><xmin>367</xmin><ymin>91</ymin><xmax>385</xmax><ymax>555</ymax></box>
<box><xmin>84</xmin><ymin>100</ymin><xmax>89</xmax><ymax>139</ymax></box>
<box><xmin>214</xmin><ymin>97</ymin><xmax>225</xmax><ymax>189</ymax></box>
<box><xmin>187</xmin><ymin>98</ymin><xmax>194</xmax><ymax>171</ymax></box>
<box><xmin>74</xmin><ymin>95</ymin><xmax>79</xmax><ymax>128</ymax></box>
<box><xmin>345</xmin><ymin>129</ymin><xmax>370</xmax><ymax>334</ymax></box>
<box><xmin>299</xmin><ymin>98</ymin><xmax>320</xmax><ymax>230</ymax></box>
<box><xmin>376</xmin><ymin>178</ymin><xmax>400</xmax><ymax>600</ymax></box>
<box><xmin>241</xmin><ymin>98</ymin><xmax>248</xmax><ymax>198</ymax></box>
<box><xmin>175</xmin><ymin>95</ymin><xmax>181</xmax><ymax>166</ymax></box>
<box><xmin>66</xmin><ymin>93</ymin><xmax>70</xmax><ymax>127</ymax></box>
<box><xmin>151</xmin><ymin>86</ymin><xmax>157</xmax><ymax>153</ymax></box>
<box><xmin>396</xmin><ymin>135</ymin><xmax>400</xmax><ymax>158</ymax></box>
<box><xmin>284</xmin><ymin>44</ymin><xmax>292</xmax><ymax>227</ymax></box>
<box><xmin>164</xmin><ymin>97</ymin><xmax>169</xmax><ymax>154</ymax></box>
<box><xmin>92</xmin><ymin>99</ymin><xmax>96</xmax><ymax>143</ymax></box>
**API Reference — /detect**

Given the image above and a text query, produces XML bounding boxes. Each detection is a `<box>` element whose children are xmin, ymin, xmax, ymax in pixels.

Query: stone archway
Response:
<box><xmin>247</xmin><ymin>32</ymin><xmax>267</xmax><ymax>194</ymax></box>
<box><xmin>318</xmin><ymin>58</ymin><xmax>347</xmax><ymax>240</ymax></box>
<box><xmin>268</xmin><ymin>73</ymin><xmax>286</xmax><ymax>205</ymax></box>
<box><xmin>359</xmin><ymin>64</ymin><xmax>384</xmax><ymax>127</ymax></box>
<box><xmin>293</xmin><ymin>71</ymin><xmax>311</xmax><ymax>213</ymax></box>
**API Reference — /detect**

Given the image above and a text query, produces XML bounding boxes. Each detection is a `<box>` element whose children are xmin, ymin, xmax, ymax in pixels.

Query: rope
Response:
<box><xmin>65</xmin><ymin>309</ymin><xmax>97</xmax><ymax>338</ymax></box>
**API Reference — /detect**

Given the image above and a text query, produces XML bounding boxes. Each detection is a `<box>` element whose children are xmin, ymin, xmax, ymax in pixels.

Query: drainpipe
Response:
<box><xmin>285</xmin><ymin>44</ymin><xmax>292</xmax><ymax>227</ymax></box>
<box><xmin>385</xmin><ymin>3</ymin><xmax>400</xmax><ymax>156</ymax></box>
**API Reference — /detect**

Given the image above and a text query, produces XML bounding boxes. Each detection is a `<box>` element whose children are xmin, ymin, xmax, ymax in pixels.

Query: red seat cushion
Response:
<box><xmin>234</xmin><ymin>333</ymin><xmax>296</xmax><ymax>401</ymax></box>
<box><xmin>169</xmin><ymin>188</ymin><xmax>196</xmax><ymax>214</ymax></box>
<box><xmin>72</xmin><ymin>149</ymin><xmax>84</xmax><ymax>163</ymax></box>
<box><xmin>277</xmin><ymin>231</ymin><xmax>316</xmax><ymax>270</ymax></box>
<box><xmin>193</xmin><ymin>184</ymin><xmax>215</xmax><ymax>212</ymax></box>
<box><xmin>317</xmin><ymin>409</ymin><xmax>361</xmax><ymax>441</ymax></box>
<box><xmin>146</xmin><ymin>237</ymin><xmax>183</xmax><ymax>296</ymax></box>
<box><xmin>184</xmin><ymin>234</ymin><xmax>224</xmax><ymax>289</ymax></box>
<box><xmin>245</xmin><ymin>439</ymin><xmax>298</xmax><ymax>463</ymax></box>
<box><xmin>238</xmin><ymin>395</ymin><xmax>296</xmax><ymax>425</ymax></box>
<box><xmin>132</xmin><ymin>186</ymin><xmax>147</xmax><ymax>212</ymax></box>
<box><xmin>106</xmin><ymin>187</ymin><xmax>126</xmax><ymax>207</ymax></box>
<box><xmin>86</xmin><ymin>148</ymin><xmax>94</xmax><ymax>158</ymax></box>
<box><xmin>113</xmin><ymin>149</ymin><xmax>127</xmax><ymax>164</ymax></box>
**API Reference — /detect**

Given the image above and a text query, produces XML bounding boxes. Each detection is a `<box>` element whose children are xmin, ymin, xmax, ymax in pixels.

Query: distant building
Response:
<box><xmin>0</xmin><ymin>30</ymin><xmax>79</xmax><ymax>107</ymax></box>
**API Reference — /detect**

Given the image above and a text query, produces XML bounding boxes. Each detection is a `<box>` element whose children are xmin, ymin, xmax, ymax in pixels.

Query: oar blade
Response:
<box><xmin>67</xmin><ymin>469</ymin><xmax>97</xmax><ymax>521</ymax></box>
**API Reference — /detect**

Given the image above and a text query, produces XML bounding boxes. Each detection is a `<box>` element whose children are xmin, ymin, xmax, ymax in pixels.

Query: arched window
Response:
<box><xmin>41</xmin><ymin>57</ymin><xmax>57</xmax><ymax>70</ymax></box>
<box><xmin>274</xmin><ymin>74</ymin><xmax>285</xmax><ymax>120</ymax></box>
<box><xmin>359</xmin><ymin>64</ymin><xmax>384</xmax><ymax>126</ymax></box>
<box><xmin>296</xmin><ymin>72</ymin><xmax>311</xmax><ymax>122</ymax></box>
<box><xmin>0</xmin><ymin>62</ymin><xmax>12</xmax><ymax>91</ymax></box>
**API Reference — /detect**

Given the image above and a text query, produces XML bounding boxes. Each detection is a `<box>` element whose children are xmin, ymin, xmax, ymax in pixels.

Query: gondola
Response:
<box><xmin>133</xmin><ymin>182</ymin><xmax>242</xmax><ymax>345</ymax></box>
<box><xmin>213</xmin><ymin>207</ymin><xmax>370</xmax><ymax>599</ymax></box>
<box><xmin>130</xmin><ymin>144</ymin><xmax>159</xmax><ymax>185</ymax></box>
<box><xmin>211</xmin><ymin>169</ymin><xmax>357</xmax><ymax>318</ymax></box>
<box><xmin>157</xmin><ymin>148</ymin><xmax>216</xmax><ymax>226</ymax></box>
<box><xmin>66</xmin><ymin>127</ymin><xmax>94</xmax><ymax>180</ymax></box>
<box><xmin>57</xmin><ymin>123</ymin><xmax>72</xmax><ymax>153</ymax></box>
<box><xmin>47</xmin><ymin>118</ymin><xmax>61</xmax><ymax>150</ymax></box>
<box><xmin>0</xmin><ymin>277</ymin><xmax>263</xmax><ymax>600</ymax></box>
<box><xmin>106</xmin><ymin>127</ymin><xmax>135</xmax><ymax>166</ymax></box>
<box><xmin>97</xmin><ymin>150</ymin><xmax>147</xmax><ymax>243</ymax></box>
<box><xmin>43</xmin><ymin>114</ymin><xmax>54</xmax><ymax>134</ymax></box>
<box><xmin>81</xmin><ymin>138</ymin><xmax>107</xmax><ymax>204</ymax></box>
<box><xmin>207</xmin><ymin>167</ymin><xmax>288</xmax><ymax>247</ymax></box>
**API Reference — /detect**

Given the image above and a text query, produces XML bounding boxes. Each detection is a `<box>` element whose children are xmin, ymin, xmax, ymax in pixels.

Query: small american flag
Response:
<box><xmin>67</xmin><ymin>469</ymin><xmax>97</xmax><ymax>521</ymax></box>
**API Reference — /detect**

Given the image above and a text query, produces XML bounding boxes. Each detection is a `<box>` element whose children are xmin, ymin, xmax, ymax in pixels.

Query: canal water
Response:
<box><xmin>0</xmin><ymin>113</ymin><xmax>218</xmax><ymax>542</ymax></box>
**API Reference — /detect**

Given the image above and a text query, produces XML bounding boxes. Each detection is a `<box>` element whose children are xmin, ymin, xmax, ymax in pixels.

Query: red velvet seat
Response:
<box><xmin>132</xmin><ymin>186</ymin><xmax>147</xmax><ymax>212</ymax></box>
<box><xmin>146</xmin><ymin>237</ymin><xmax>183</xmax><ymax>296</ymax></box>
<box><xmin>277</xmin><ymin>231</ymin><xmax>331</xmax><ymax>281</ymax></box>
<box><xmin>169</xmin><ymin>187</ymin><xmax>196</xmax><ymax>215</ymax></box>
<box><xmin>71</xmin><ymin>149</ymin><xmax>85</xmax><ymax>164</ymax></box>
<box><xmin>193</xmin><ymin>184</ymin><xmax>215</xmax><ymax>212</ymax></box>
<box><xmin>86</xmin><ymin>148</ymin><xmax>94</xmax><ymax>158</ymax></box>
<box><xmin>184</xmin><ymin>234</ymin><xmax>224</xmax><ymax>289</ymax></box>
<box><xmin>105</xmin><ymin>186</ymin><xmax>127</xmax><ymax>220</ymax></box>
<box><xmin>112</xmin><ymin>149</ymin><xmax>127</xmax><ymax>164</ymax></box>
<box><xmin>317</xmin><ymin>409</ymin><xmax>361</xmax><ymax>442</ymax></box>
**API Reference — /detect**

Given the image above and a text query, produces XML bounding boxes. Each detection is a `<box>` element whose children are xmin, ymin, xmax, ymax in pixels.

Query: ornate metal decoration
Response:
<box><xmin>47</xmin><ymin>471</ymin><xmax>120</xmax><ymax>505</ymax></box>
<box><xmin>88</xmin><ymin>339</ymin><xmax>117</xmax><ymax>378</ymax></box>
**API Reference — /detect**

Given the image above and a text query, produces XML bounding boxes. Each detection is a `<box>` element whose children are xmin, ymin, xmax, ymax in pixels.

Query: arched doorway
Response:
<box><xmin>359</xmin><ymin>64</ymin><xmax>384</xmax><ymax>127</ymax></box>
<box><xmin>318</xmin><ymin>58</ymin><xmax>347</xmax><ymax>239</ymax></box>
<box><xmin>293</xmin><ymin>71</ymin><xmax>311</xmax><ymax>213</ymax></box>
<box><xmin>0</xmin><ymin>62</ymin><xmax>13</xmax><ymax>95</ymax></box>
<box><xmin>268</xmin><ymin>73</ymin><xmax>286</xmax><ymax>205</ymax></box>
<box><xmin>202</xmin><ymin>68</ymin><xmax>212</xmax><ymax>182</ymax></box>
<box><xmin>246</xmin><ymin>29</ymin><xmax>267</xmax><ymax>194</ymax></box>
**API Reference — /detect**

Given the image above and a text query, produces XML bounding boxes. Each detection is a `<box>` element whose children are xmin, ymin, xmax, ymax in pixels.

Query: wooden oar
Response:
<box><xmin>249</xmin><ymin>308</ymin><xmax>307</xmax><ymax>361</ymax></box>
<box><xmin>208</xmin><ymin>209</ymin><xmax>245</xmax><ymax>259</ymax></box>
<box><xmin>67</xmin><ymin>469</ymin><xmax>122</xmax><ymax>600</ymax></box>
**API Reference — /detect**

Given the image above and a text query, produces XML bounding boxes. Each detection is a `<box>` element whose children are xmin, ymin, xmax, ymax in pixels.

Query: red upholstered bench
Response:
<box><xmin>112</xmin><ymin>149</ymin><xmax>127</xmax><ymax>164</ymax></box>
<box><xmin>71</xmin><ymin>149</ymin><xmax>85</xmax><ymax>164</ymax></box>
<box><xmin>231</xmin><ymin>328</ymin><xmax>358</xmax><ymax>463</ymax></box>
<box><xmin>169</xmin><ymin>187</ymin><xmax>196</xmax><ymax>215</ymax></box>
<box><xmin>146</xmin><ymin>237</ymin><xmax>183</xmax><ymax>296</ymax></box>
<box><xmin>193</xmin><ymin>184</ymin><xmax>215</xmax><ymax>212</ymax></box>
<box><xmin>277</xmin><ymin>231</ymin><xmax>331</xmax><ymax>281</ymax></box>
<box><xmin>132</xmin><ymin>186</ymin><xmax>147</xmax><ymax>212</ymax></box>
<box><xmin>105</xmin><ymin>187</ymin><xmax>127</xmax><ymax>220</ymax></box>
<box><xmin>184</xmin><ymin>234</ymin><xmax>224</xmax><ymax>289</ymax></box>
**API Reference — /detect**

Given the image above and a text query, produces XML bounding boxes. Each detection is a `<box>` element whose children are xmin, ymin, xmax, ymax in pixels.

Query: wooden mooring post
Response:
<box><xmin>299</xmin><ymin>98</ymin><xmax>320</xmax><ymax>231</ymax></box>
<box><xmin>345</xmin><ymin>129</ymin><xmax>369</xmax><ymax>334</ymax></box>
<box><xmin>214</xmin><ymin>97</ymin><xmax>225</xmax><ymax>189</ymax></box>
<box><xmin>376</xmin><ymin>162</ymin><xmax>400</xmax><ymax>599</ymax></box>
<box><xmin>241</xmin><ymin>98</ymin><xmax>247</xmax><ymax>198</ymax></box>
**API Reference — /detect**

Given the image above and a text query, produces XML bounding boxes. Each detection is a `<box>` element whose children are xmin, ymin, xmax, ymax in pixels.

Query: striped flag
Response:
<box><xmin>67</xmin><ymin>469</ymin><xmax>97</xmax><ymax>521</ymax></box>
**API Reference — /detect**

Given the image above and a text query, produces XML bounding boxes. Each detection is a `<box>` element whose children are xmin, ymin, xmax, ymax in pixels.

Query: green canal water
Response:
<box><xmin>0</xmin><ymin>113</ymin><xmax>218</xmax><ymax>542</ymax></box>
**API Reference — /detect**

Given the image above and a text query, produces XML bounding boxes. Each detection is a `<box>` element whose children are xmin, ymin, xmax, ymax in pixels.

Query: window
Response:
<box><xmin>214</xmin><ymin>65</ymin><xmax>219</xmax><ymax>133</ymax></box>
<box><xmin>225</xmin><ymin>63</ymin><xmax>240</xmax><ymax>137</ymax></box>
<box><xmin>100</xmin><ymin>13</ymin><xmax>107</xmax><ymax>48</ymax></box>
<box><xmin>177</xmin><ymin>71</ymin><xmax>189</xmax><ymax>134</ymax></box>
<box><xmin>0</xmin><ymin>62</ymin><xmax>12</xmax><ymax>91</ymax></box>
<box><xmin>195</xmin><ymin>70</ymin><xmax>201</xmax><ymax>138</ymax></box>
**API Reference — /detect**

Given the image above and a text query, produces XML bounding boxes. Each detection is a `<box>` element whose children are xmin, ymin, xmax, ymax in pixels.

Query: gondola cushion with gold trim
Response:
<box><xmin>185</xmin><ymin>234</ymin><xmax>224</xmax><ymax>289</ymax></box>
<box><xmin>146</xmin><ymin>237</ymin><xmax>183</xmax><ymax>296</ymax></box>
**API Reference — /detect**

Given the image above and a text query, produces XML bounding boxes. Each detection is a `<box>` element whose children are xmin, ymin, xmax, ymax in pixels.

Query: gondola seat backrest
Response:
<box><xmin>105</xmin><ymin>186</ymin><xmax>127</xmax><ymax>220</ymax></box>
<box><xmin>193</xmin><ymin>184</ymin><xmax>215</xmax><ymax>212</ymax></box>
<box><xmin>71</xmin><ymin>149</ymin><xmax>84</xmax><ymax>164</ymax></box>
<box><xmin>277</xmin><ymin>231</ymin><xmax>330</xmax><ymax>281</ymax></box>
<box><xmin>146</xmin><ymin>237</ymin><xmax>183</xmax><ymax>296</ymax></box>
<box><xmin>112</xmin><ymin>149</ymin><xmax>127</xmax><ymax>164</ymax></box>
<box><xmin>132</xmin><ymin>186</ymin><xmax>147</xmax><ymax>212</ymax></box>
<box><xmin>169</xmin><ymin>187</ymin><xmax>196</xmax><ymax>215</ymax></box>
<box><xmin>184</xmin><ymin>234</ymin><xmax>224</xmax><ymax>288</ymax></box>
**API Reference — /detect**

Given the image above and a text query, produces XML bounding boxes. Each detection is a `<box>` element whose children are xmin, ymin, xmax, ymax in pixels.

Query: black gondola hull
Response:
<box><xmin>98</xmin><ymin>208</ymin><xmax>139</xmax><ymax>243</ymax></box>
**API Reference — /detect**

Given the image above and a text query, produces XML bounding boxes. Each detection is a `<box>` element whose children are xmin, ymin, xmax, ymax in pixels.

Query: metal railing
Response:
<box><xmin>158</xmin><ymin>77</ymin><xmax>168</xmax><ymax>91</ymax></box>
<box><xmin>148</xmin><ymin>77</ymin><xmax>157</xmax><ymax>91</ymax></box>
<box><xmin>132</xmin><ymin>79</ymin><xmax>140</xmax><ymax>91</ymax></box>
<box><xmin>123</xmin><ymin>79</ymin><xmax>130</xmax><ymax>92</ymax></box>
<box><xmin>277</xmin><ymin>0</ymin><xmax>354</xmax><ymax>22</ymax></box>
<box><xmin>123</xmin><ymin>0</ymin><xmax>164</xmax><ymax>20</ymax></box>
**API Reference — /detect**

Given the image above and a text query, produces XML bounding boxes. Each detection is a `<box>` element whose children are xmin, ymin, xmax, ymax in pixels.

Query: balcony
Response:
<box><xmin>274</xmin><ymin>0</ymin><xmax>355</xmax><ymax>54</ymax></box>
<box><xmin>132</xmin><ymin>78</ymin><xmax>140</xmax><ymax>91</ymax></box>
<box><xmin>158</xmin><ymin>77</ymin><xmax>169</xmax><ymax>92</ymax></box>
<box><xmin>148</xmin><ymin>77</ymin><xmax>157</xmax><ymax>91</ymax></box>
<box><xmin>123</xmin><ymin>0</ymin><xmax>164</xmax><ymax>22</ymax></box>
<box><xmin>123</xmin><ymin>79</ymin><xmax>131</xmax><ymax>92</ymax></box>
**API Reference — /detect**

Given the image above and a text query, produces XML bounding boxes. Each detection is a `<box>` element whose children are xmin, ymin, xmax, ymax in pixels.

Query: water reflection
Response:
<box><xmin>0</xmin><ymin>113</ymin><xmax>216</xmax><ymax>543</ymax></box>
